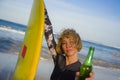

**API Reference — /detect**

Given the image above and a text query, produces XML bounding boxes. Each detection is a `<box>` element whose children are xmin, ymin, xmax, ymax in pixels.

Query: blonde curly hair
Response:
<box><xmin>56</xmin><ymin>28</ymin><xmax>82</xmax><ymax>54</ymax></box>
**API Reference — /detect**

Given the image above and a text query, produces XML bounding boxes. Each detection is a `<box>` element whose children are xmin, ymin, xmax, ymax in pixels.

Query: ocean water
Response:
<box><xmin>0</xmin><ymin>19</ymin><xmax>120</xmax><ymax>70</ymax></box>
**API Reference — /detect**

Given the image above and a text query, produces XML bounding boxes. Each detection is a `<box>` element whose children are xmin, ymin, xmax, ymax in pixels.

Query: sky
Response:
<box><xmin>0</xmin><ymin>0</ymin><xmax>120</xmax><ymax>49</ymax></box>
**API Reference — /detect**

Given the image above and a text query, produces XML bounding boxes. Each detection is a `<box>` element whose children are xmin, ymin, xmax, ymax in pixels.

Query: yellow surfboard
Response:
<box><xmin>12</xmin><ymin>0</ymin><xmax>44</xmax><ymax>80</ymax></box>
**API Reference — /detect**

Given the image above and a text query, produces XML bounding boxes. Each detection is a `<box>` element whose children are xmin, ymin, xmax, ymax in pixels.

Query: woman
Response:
<box><xmin>44</xmin><ymin>8</ymin><xmax>94</xmax><ymax>80</ymax></box>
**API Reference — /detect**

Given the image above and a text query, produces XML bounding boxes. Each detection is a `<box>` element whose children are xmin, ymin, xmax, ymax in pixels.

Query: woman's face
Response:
<box><xmin>61</xmin><ymin>37</ymin><xmax>78</xmax><ymax>57</ymax></box>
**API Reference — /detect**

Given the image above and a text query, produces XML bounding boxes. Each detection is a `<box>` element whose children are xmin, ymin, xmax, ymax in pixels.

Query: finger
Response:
<box><xmin>90</xmin><ymin>72</ymin><xmax>94</xmax><ymax>77</ymax></box>
<box><xmin>85</xmin><ymin>72</ymin><xmax>94</xmax><ymax>80</ymax></box>
<box><xmin>76</xmin><ymin>72</ymin><xmax>80</xmax><ymax>76</ymax></box>
<box><xmin>85</xmin><ymin>76</ymin><xmax>94</xmax><ymax>80</ymax></box>
<box><xmin>85</xmin><ymin>77</ymin><xmax>94</xmax><ymax>80</ymax></box>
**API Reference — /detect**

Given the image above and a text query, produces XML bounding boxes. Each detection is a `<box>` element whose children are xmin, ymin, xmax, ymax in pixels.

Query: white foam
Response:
<box><xmin>0</xmin><ymin>26</ymin><xmax>25</xmax><ymax>35</ymax></box>
<box><xmin>94</xmin><ymin>65</ymin><xmax>120</xmax><ymax>71</ymax></box>
<box><xmin>40</xmin><ymin>57</ymin><xmax>48</xmax><ymax>61</ymax></box>
<box><xmin>0</xmin><ymin>26</ymin><xmax>25</xmax><ymax>41</ymax></box>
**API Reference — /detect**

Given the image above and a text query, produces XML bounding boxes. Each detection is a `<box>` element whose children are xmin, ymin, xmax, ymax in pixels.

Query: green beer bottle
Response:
<box><xmin>78</xmin><ymin>46</ymin><xmax>95</xmax><ymax>80</ymax></box>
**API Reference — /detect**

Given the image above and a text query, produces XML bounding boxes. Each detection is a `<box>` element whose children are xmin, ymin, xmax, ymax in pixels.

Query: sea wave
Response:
<box><xmin>0</xmin><ymin>26</ymin><xmax>25</xmax><ymax>35</ymax></box>
<box><xmin>94</xmin><ymin>65</ymin><xmax>120</xmax><ymax>71</ymax></box>
<box><xmin>0</xmin><ymin>22</ymin><xmax>120</xmax><ymax>71</ymax></box>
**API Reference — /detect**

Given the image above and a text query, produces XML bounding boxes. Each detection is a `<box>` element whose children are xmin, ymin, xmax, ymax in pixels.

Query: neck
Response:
<box><xmin>66</xmin><ymin>53</ymin><xmax>78</xmax><ymax>66</ymax></box>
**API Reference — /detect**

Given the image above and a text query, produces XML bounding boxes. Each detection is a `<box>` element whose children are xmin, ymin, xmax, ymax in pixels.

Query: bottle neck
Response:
<box><xmin>83</xmin><ymin>47</ymin><xmax>95</xmax><ymax>66</ymax></box>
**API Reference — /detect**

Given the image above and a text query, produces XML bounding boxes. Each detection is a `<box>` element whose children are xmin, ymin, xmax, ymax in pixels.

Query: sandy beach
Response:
<box><xmin>0</xmin><ymin>52</ymin><xmax>120</xmax><ymax>80</ymax></box>
<box><xmin>36</xmin><ymin>60</ymin><xmax>120</xmax><ymax>80</ymax></box>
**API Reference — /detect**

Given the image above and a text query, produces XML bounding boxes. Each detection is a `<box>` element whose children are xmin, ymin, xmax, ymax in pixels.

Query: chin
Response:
<box><xmin>66</xmin><ymin>53</ymin><xmax>74</xmax><ymax>56</ymax></box>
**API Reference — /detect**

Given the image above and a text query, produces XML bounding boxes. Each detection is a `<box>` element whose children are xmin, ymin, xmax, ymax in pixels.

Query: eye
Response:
<box><xmin>62</xmin><ymin>42</ymin><xmax>66</xmax><ymax>45</ymax></box>
<box><xmin>70</xmin><ymin>40</ymin><xmax>75</xmax><ymax>45</ymax></box>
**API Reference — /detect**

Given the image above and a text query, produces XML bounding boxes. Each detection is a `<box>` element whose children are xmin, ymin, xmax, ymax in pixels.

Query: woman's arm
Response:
<box><xmin>44</xmin><ymin>7</ymin><xmax>57</xmax><ymax>61</ymax></box>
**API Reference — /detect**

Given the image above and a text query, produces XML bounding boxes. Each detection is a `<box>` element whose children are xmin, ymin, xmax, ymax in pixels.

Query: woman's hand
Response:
<box><xmin>75</xmin><ymin>72</ymin><xmax>94</xmax><ymax>80</ymax></box>
<box><xmin>85</xmin><ymin>72</ymin><xmax>94</xmax><ymax>80</ymax></box>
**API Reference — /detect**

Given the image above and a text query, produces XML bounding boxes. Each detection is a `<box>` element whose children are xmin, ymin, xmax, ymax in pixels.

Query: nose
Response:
<box><xmin>66</xmin><ymin>42</ymin><xmax>72</xmax><ymax>48</ymax></box>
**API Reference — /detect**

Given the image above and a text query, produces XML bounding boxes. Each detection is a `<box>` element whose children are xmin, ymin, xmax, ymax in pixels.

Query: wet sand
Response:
<box><xmin>36</xmin><ymin>59</ymin><xmax>120</xmax><ymax>80</ymax></box>
<box><xmin>0</xmin><ymin>52</ymin><xmax>120</xmax><ymax>80</ymax></box>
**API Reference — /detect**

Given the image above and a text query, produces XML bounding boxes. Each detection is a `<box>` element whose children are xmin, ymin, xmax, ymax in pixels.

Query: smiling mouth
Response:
<box><xmin>66</xmin><ymin>49</ymin><xmax>73</xmax><ymax>53</ymax></box>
